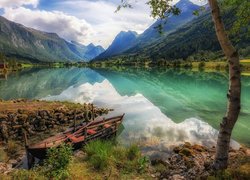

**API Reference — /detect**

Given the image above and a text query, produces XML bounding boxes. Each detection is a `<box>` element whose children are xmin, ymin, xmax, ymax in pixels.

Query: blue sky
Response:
<box><xmin>0</xmin><ymin>0</ymin><xmax>206</xmax><ymax>48</ymax></box>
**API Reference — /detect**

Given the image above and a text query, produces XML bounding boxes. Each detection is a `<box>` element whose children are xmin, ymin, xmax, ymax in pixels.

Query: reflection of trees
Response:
<box><xmin>0</xmin><ymin>67</ymin><xmax>249</xmax><ymax>146</ymax></box>
<box><xmin>94</xmin><ymin>67</ymin><xmax>230</xmax><ymax>115</ymax></box>
<box><xmin>93</xmin><ymin>67</ymin><xmax>250</xmax><ymax>146</ymax></box>
<box><xmin>93</xmin><ymin>66</ymin><xmax>230</xmax><ymax>86</ymax></box>
<box><xmin>0</xmin><ymin>68</ymin><xmax>104</xmax><ymax>100</ymax></box>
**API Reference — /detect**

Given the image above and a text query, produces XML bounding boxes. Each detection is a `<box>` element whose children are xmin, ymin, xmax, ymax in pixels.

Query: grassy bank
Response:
<box><xmin>2</xmin><ymin>59</ymin><xmax>250</xmax><ymax>78</ymax></box>
<box><xmin>1</xmin><ymin>141</ymin><xmax>154</xmax><ymax>179</ymax></box>
<box><xmin>90</xmin><ymin>59</ymin><xmax>250</xmax><ymax>75</ymax></box>
<box><xmin>1</xmin><ymin>141</ymin><xmax>249</xmax><ymax>179</ymax></box>
<box><xmin>192</xmin><ymin>59</ymin><xmax>250</xmax><ymax>72</ymax></box>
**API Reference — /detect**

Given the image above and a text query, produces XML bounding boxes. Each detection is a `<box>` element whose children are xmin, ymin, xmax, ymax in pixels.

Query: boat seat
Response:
<box><xmin>68</xmin><ymin>135</ymin><xmax>85</xmax><ymax>143</ymax></box>
<box><xmin>103</xmin><ymin>124</ymin><xmax>111</xmax><ymax>128</ymax></box>
<box><xmin>87</xmin><ymin>129</ymin><xmax>96</xmax><ymax>135</ymax></box>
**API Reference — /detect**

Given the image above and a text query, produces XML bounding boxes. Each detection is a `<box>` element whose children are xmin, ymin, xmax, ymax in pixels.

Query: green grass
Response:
<box><xmin>84</xmin><ymin>140</ymin><xmax>149</xmax><ymax>173</ymax></box>
<box><xmin>85</xmin><ymin>140</ymin><xmax>114</xmax><ymax>170</ymax></box>
<box><xmin>3</xmin><ymin>141</ymin><xmax>152</xmax><ymax>179</ymax></box>
<box><xmin>126</xmin><ymin>144</ymin><xmax>141</xmax><ymax>161</ymax></box>
<box><xmin>10</xmin><ymin>169</ymin><xmax>46</xmax><ymax>180</ymax></box>
<box><xmin>1</xmin><ymin>141</ymin><xmax>249</xmax><ymax>180</ymax></box>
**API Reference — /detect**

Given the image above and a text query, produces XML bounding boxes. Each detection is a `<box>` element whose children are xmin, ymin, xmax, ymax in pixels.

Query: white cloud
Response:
<box><xmin>0</xmin><ymin>0</ymin><xmax>208</xmax><ymax>48</ymax></box>
<box><xmin>54</xmin><ymin>0</ymin><xmax>155</xmax><ymax>48</ymax></box>
<box><xmin>49</xmin><ymin>0</ymin><xmax>206</xmax><ymax>48</ymax></box>
<box><xmin>0</xmin><ymin>0</ymin><xmax>39</xmax><ymax>8</ymax></box>
<box><xmin>3</xmin><ymin>7</ymin><xmax>94</xmax><ymax>45</ymax></box>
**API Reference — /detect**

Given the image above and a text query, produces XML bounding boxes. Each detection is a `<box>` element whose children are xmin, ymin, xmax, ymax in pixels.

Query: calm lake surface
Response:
<box><xmin>0</xmin><ymin>67</ymin><xmax>249</xmax><ymax>148</ymax></box>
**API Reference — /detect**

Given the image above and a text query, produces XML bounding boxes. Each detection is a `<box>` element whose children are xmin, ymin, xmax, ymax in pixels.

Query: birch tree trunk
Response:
<box><xmin>208</xmin><ymin>0</ymin><xmax>241</xmax><ymax>170</ymax></box>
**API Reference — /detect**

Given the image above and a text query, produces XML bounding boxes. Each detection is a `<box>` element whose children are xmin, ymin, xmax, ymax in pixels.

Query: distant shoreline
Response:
<box><xmin>43</xmin><ymin>59</ymin><xmax>250</xmax><ymax>72</ymax></box>
<box><xmin>1</xmin><ymin>59</ymin><xmax>250</xmax><ymax>74</ymax></box>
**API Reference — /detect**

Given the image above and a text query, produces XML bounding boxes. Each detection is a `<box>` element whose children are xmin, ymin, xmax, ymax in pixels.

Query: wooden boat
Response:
<box><xmin>27</xmin><ymin>114</ymin><xmax>125</xmax><ymax>160</ymax></box>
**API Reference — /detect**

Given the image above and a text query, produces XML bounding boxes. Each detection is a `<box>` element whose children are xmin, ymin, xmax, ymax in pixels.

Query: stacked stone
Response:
<box><xmin>0</xmin><ymin>103</ymin><xmax>111</xmax><ymax>142</ymax></box>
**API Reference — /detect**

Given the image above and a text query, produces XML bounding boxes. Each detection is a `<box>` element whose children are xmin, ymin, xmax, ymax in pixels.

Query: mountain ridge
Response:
<box><xmin>135</xmin><ymin>0</ymin><xmax>200</xmax><ymax>45</ymax></box>
<box><xmin>0</xmin><ymin>16</ymin><xmax>104</xmax><ymax>63</ymax></box>
<box><xmin>95</xmin><ymin>30</ymin><xmax>138</xmax><ymax>60</ymax></box>
<box><xmin>93</xmin><ymin>5</ymin><xmax>249</xmax><ymax>62</ymax></box>
<box><xmin>94</xmin><ymin>0</ymin><xmax>200</xmax><ymax>61</ymax></box>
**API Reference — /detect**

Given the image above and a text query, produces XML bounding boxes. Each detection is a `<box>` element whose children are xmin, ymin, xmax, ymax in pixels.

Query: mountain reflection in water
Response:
<box><xmin>0</xmin><ymin>67</ymin><xmax>249</xmax><ymax>148</ymax></box>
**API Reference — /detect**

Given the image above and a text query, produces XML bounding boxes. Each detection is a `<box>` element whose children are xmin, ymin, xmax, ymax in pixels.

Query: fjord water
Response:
<box><xmin>0</xmin><ymin>67</ymin><xmax>249</xmax><ymax>148</ymax></box>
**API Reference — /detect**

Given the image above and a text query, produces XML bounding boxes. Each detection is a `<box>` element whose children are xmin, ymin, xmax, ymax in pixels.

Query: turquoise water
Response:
<box><xmin>0</xmin><ymin>67</ymin><xmax>249</xmax><ymax>147</ymax></box>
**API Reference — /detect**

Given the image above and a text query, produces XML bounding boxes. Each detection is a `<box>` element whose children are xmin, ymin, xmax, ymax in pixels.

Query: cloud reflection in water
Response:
<box><xmin>44</xmin><ymin>79</ymin><xmax>240</xmax><ymax>150</ymax></box>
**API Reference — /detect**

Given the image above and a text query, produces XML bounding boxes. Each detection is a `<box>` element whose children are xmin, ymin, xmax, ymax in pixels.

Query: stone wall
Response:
<box><xmin>0</xmin><ymin>100</ymin><xmax>111</xmax><ymax>142</ymax></box>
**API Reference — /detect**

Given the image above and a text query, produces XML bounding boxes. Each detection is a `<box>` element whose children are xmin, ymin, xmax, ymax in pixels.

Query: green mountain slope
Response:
<box><xmin>133</xmin><ymin>0</ymin><xmax>200</xmax><ymax>49</ymax></box>
<box><xmin>131</xmin><ymin>10</ymin><xmax>249</xmax><ymax>61</ymax></box>
<box><xmin>0</xmin><ymin>16</ymin><xmax>104</xmax><ymax>63</ymax></box>
<box><xmin>94</xmin><ymin>8</ymin><xmax>249</xmax><ymax>62</ymax></box>
<box><xmin>93</xmin><ymin>0</ymin><xmax>200</xmax><ymax>61</ymax></box>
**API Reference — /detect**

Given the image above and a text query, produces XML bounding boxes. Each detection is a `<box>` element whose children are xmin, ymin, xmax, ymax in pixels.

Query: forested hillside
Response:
<box><xmin>94</xmin><ymin>8</ymin><xmax>249</xmax><ymax>62</ymax></box>
<box><xmin>0</xmin><ymin>16</ymin><xmax>104</xmax><ymax>63</ymax></box>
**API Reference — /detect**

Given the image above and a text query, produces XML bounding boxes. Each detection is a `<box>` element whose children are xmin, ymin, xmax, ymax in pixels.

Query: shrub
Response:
<box><xmin>137</xmin><ymin>156</ymin><xmax>150</xmax><ymax>172</ymax></box>
<box><xmin>43</xmin><ymin>143</ymin><xmax>73</xmax><ymax>179</ymax></box>
<box><xmin>198</xmin><ymin>62</ymin><xmax>206</xmax><ymax>71</ymax></box>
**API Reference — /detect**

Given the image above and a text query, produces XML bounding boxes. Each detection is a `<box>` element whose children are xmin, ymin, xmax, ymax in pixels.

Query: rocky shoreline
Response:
<box><xmin>150</xmin><ymin>142</ymin><xmax>250</xmax><ymax>179</ymax></box>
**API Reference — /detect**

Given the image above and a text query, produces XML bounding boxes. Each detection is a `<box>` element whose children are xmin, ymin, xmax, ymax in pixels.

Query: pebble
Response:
<box><xmin>74</xmin><ymin>150</ymin><xmax>87</xmax><ymax>159</ymax></box>
<box><xmin>8</xmin><ymin>160</ymin><xmax>18</xmax><ymax>167</ymax></box>
<box><xmin>151</xmin><ymin>174</ymin><xmax>156</xmax><ymax>178</ymax></box>
<box><xmin>155</xmin><ymin>172</ymin><xmax>161</xmax><ymax>177</ymax></box>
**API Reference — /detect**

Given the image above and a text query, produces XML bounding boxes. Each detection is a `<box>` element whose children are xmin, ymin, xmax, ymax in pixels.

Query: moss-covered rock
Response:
<box><xmin>179</xmin><ymin>148</ymin><xmax>193</xmax><ymax>157</ymax></box>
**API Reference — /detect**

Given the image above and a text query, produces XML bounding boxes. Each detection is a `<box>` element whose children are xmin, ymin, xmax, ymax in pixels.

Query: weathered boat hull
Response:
<box><xmin>27</xmin><ymin>114</ymin><xmax>124</xmax><ymax>160</ymax></box>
